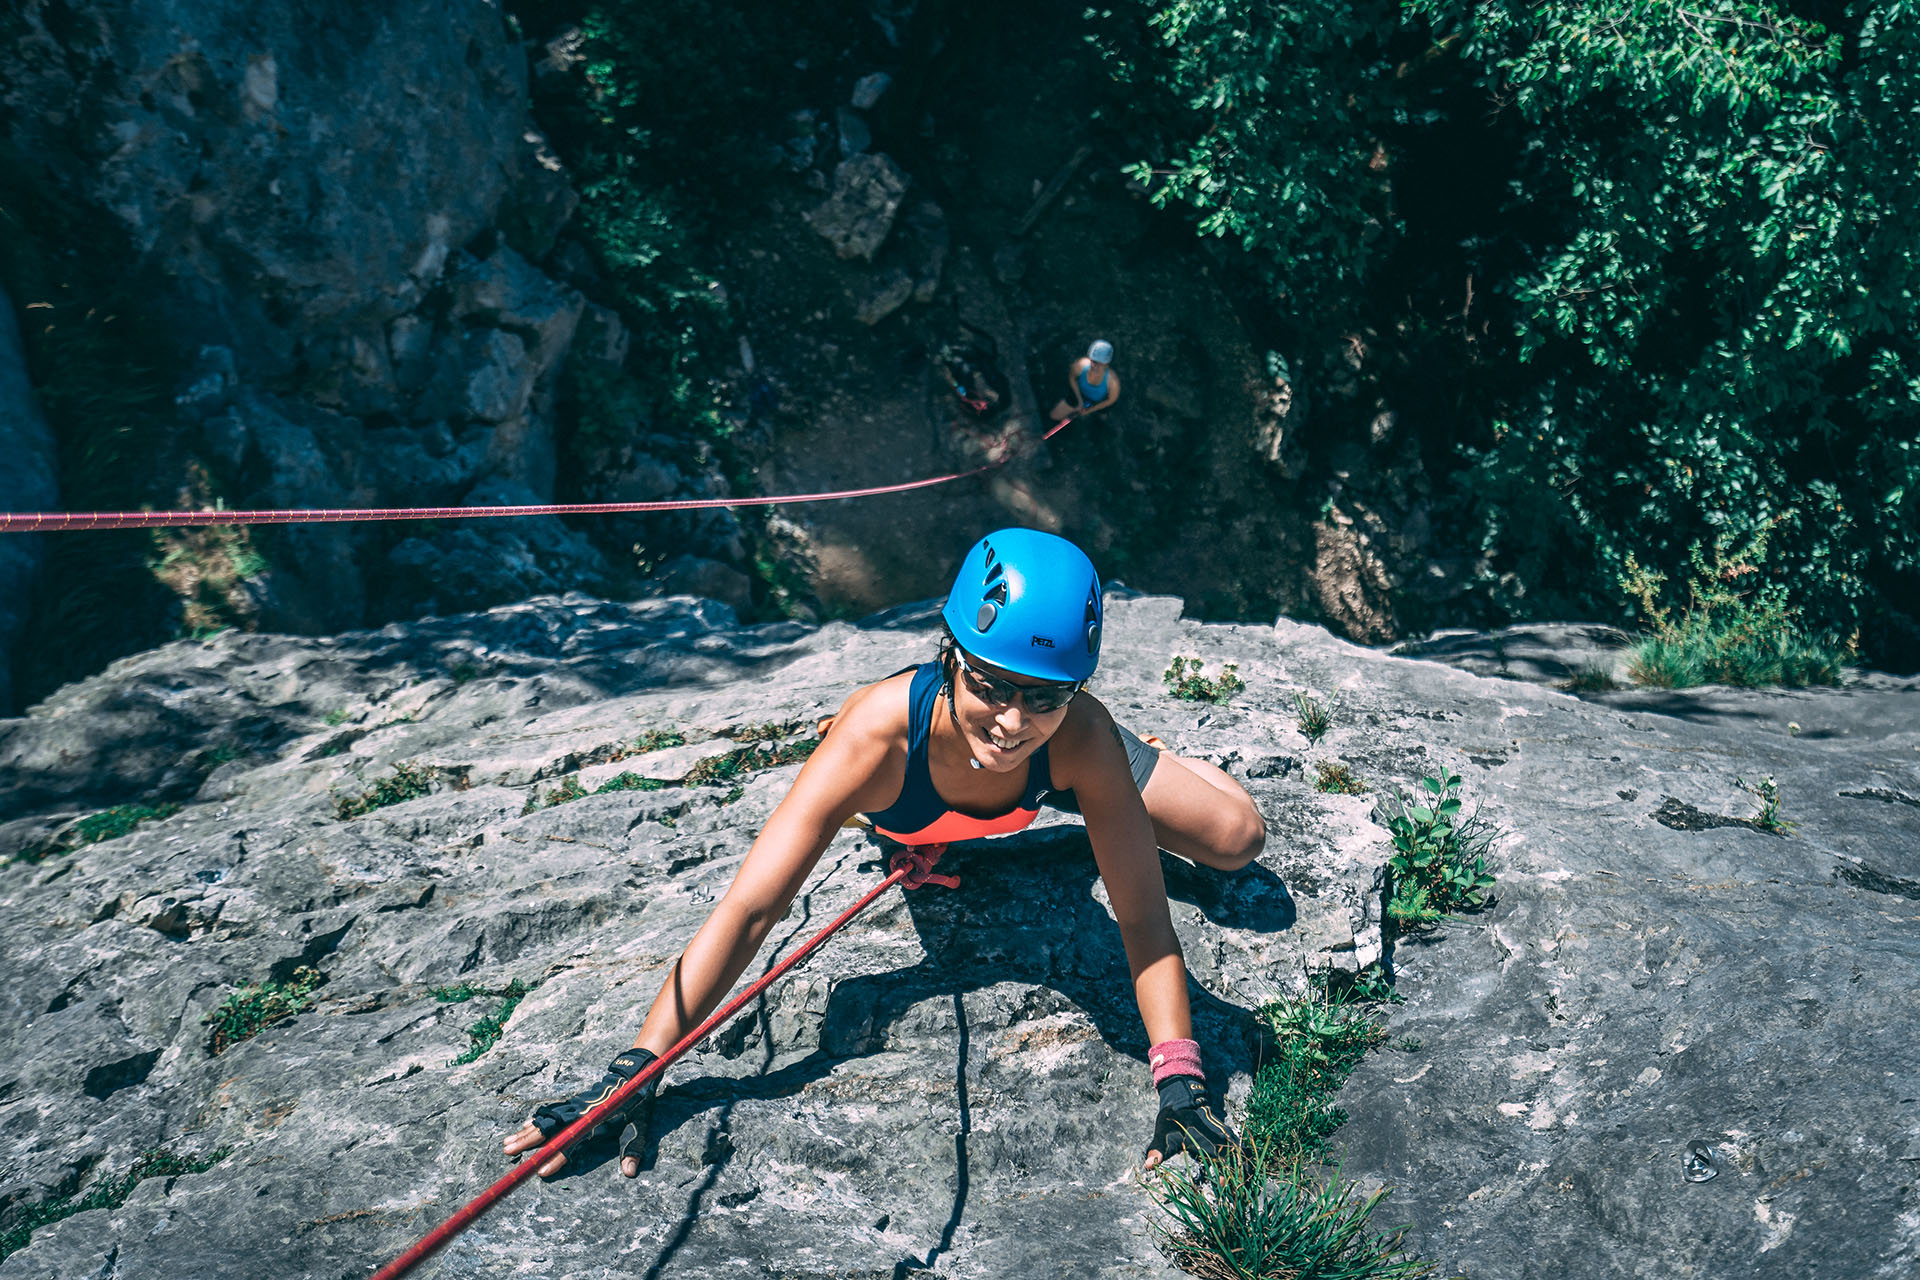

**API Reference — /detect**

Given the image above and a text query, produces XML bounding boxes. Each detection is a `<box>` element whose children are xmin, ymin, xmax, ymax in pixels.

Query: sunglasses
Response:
<box><xmin>952</xmin><ymin>649</ymin><xmax>1082</xmax><ymax>714</ymax></box>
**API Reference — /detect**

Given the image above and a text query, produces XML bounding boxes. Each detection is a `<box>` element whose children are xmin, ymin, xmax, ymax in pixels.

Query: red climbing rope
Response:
<box><xmin>0</xmin><ymin>418</ymin><xmax>1079</xmax><ymax>534</ymax></box>
<box><xmin>367</xmin><ymin>861</ymin><xmax>915</xmax><ymax>1280</ymax></box>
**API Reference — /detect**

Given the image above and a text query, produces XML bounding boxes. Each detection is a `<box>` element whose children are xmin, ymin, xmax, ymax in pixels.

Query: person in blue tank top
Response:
<box><xmin>1047</xmin><ymin>338</ymin><xmax>1121</xmax><ymax>426</ymax></box>
<box><xmin>505</xmin><ymin>529</ymin><xmax>1265</xmax><ymax>1183</ymax></box>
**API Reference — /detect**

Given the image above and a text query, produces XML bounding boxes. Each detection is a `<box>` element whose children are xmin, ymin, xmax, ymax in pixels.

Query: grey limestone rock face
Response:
<box><xmin>0</xmin><ymin>594</ymin><xmax>1913</xmax><ymax>1279</ymax></box>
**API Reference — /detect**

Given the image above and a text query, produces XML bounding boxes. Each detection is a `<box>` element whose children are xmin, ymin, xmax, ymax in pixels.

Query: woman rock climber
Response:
<box><xmin>1047</xmin><ymin>339</ymin><xmax>1121</xmax><ymax>425</ymax></box>
<box><xmin>503</xmin><ymin>528</ymin><xmax>1266</xmax><ymax>1178</ymax></box>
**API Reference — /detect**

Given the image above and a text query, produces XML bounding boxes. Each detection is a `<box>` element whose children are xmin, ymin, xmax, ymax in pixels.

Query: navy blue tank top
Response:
<box><xmin>864</xmin><ymin>663</ymin><xmax>1054</xmax><ymax>843</ymax></box>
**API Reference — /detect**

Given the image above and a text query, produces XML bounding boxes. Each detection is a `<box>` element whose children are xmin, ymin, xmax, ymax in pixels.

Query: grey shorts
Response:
<box><xmin>1042</xmin><ymin>724</ymin><xmax>1160</xmax><ymax>814</ymax></box>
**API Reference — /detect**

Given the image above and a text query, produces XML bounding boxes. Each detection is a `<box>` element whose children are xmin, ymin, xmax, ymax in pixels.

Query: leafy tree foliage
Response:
<box><xmin>1104</xmin><ymin>1</ymin><xmax>1920</xmax><ymax>664</ymax></box>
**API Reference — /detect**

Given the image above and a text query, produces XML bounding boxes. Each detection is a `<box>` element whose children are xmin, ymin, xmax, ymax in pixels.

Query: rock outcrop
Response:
<box><xmin>0</xmin><ymin>593</ymin><xmax>1914</xmax><ymax>1278</ymax></box>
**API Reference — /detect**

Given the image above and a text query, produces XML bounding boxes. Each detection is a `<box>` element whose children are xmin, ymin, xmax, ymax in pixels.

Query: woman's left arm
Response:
<box><xmin>1090</xmin><ymin>370</ymin><xmax>1121</xmax><ymax>413</ymax></box>
<box><xmin>1054</xmin><ymin>700</ymin><xmax>1190</xmax><ymax>1044</ymax></box>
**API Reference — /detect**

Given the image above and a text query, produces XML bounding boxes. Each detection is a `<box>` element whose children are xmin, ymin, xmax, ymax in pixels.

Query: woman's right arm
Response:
<box><xmin>505</xmin><ymin>684</ymin><xmax>904</xmax><ymax>1176</ymax></box>
<box><xmin>632</xmin><ymin>701</ymin><xmax>900</xmax><ymax>1056</ymax></box>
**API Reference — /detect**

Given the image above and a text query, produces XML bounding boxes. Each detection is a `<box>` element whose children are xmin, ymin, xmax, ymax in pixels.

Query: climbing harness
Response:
<box><xmin>368</xmin><ymin>860</ymin><xmax>919</xmax><ymax>1280</ymax></box>
<box><xmin>0</xmin><ymin>420</ymin><xmax>1078</xmax><ymax>533</ymax></box>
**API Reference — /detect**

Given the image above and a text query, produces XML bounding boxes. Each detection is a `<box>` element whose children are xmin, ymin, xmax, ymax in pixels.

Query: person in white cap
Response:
<box><xmin>1048</xmin><ymin>339</ymin><xmax>1121</xmax><ymax>425</ymax></box>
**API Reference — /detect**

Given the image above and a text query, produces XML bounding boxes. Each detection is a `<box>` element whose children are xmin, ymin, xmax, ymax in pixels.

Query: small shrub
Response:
<box><xmin>448</xmin><ymin>979</ymin><xmax>534</xmax><ymax>1065</ymax></box>
<box><xmin>522</xmin><ymin>775</ymin><xmax>589</xmax><ymax>815</ymax></box>
<box><xmin>1344</xmin><ymin>962</ymin><xmax>1402</xmax><ymax>1005</ymax></box>
<box><xmin>1314</xmin><ymin>762</ymin><xmax>1366</xmax><ymax>795</ymax></box>
<box><xmin>205</xmin><ymin>966</ymin><xmax>324</xmax><ymax>1054</ymax></box>
<box><xmin>1398</xmin><ymin>1036</ymin><xmax>1423</xmax><ymax>1053</ymax></box>
<box><xmin>1620</xmin><ymin>543</ymin><xmax>1852</xmax><ymax>689</ymax></box>
<box><xmin>323</xmin><ymin>709</ymin><xmax>352</xmax><ymax>727</ymax></box>
<box><xmin>332</xmin><ymin>761</ymin><xmax>436</xmax><ymax>819</ymax></box>
<box><xmin>596</xmin><ymin>771</ymin><xmax>669</xmax><ymax>794</ymax></box>
<box><xmin>721</xmin><ymin>785</ymin><xmax>746</xmax><ymax>805</ymax></box>
<box><xmin>1379</xmin><ymin>770</ymin><xmax>1497</xmax><ymax>931</ymax></box>
<box><xmin>1735</xmin><ymin>774</ymin><xmax>1796</xmax><ymax>834</ymax></box>
<box><xmin>1292</xmin><ymin>692</ymin><xmax>1332</xmax><ymax>743</ymax></box>
<box><xmin>0</xmin><ymin>1147</ymin><xmax>231</xmax><ymax>1262</ymax></box>
<box><xmin>1164</xmin><ymin>656</ymin><xmax>1246</xmax><ymax>704</ymax></box>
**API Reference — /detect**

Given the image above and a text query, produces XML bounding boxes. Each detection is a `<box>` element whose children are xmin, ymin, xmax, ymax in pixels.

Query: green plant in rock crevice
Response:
<box><xmin>1164</xmin><ymin>656</ymin><xmax>1247</xmax><ymax>704</ymax></box>
<box><xmin>1293</xmin><ymin>691</ymin><xmax>1333</xmax><ymax>743</ymax></box>
<box><xmin>0</xmin><ymin>1146</ymin><xmax>232</xmax><ymax>1262</ymax></box>
<box><xmin>1378</xmin><ymin>770</ymin><xmax>1497</xmax><ymax>931</ymax></box>
<box><xmin>205</xmin><ymin>966</ymin><xmax>324</xmax><ymax>1055</ymax></box>
<box><xmin>434</xmin><ymin>978</ymin><xmax>537</xmax><ymax>1065</ymax></box>
<box><xmin>1314</xmin><ymin>761</ymin><xmax>1367</xmax><ymax>796</ymax></box>
<box><xmin>332</xmin><ymin>761</ymin><xmax>439</xmax><ymax>819</ymax></box>
<box><xmin>1734</xmin><ymin>774</ymin><xmax>1796</xmax><ymax>834</ymax></box>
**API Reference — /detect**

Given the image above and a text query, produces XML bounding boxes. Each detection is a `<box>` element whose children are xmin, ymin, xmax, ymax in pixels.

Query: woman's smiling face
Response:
<box><xmin>946</xmin><ymin>649</ymin><xmax>1078</xmax><ymax>772</ymax></box>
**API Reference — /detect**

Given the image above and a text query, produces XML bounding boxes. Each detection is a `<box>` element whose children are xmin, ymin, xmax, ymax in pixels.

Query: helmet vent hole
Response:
<box><xmin>985</xmin><ymin>560</ymin><xmax>1004</xmax><ymax>584</ymax></box>
<box><xmin>984</xmin><ymin>581</ymin><xmax>1009</xmax><ymax>607</ymax></box>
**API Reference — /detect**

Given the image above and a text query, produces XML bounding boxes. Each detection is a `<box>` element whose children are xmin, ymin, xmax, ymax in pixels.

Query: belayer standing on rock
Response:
<box><xmin>1047</xmin><ymin>339</ymin><xmax>1121</xmax><ymax>426</ymax></box>
<box><xmin>502</xmin><ymin>528</ymin><xmax>1265</xmax><ymax>1179</ymax></box>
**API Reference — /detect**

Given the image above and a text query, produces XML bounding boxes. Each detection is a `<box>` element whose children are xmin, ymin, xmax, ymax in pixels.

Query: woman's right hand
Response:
<box><xmin>502</xmin><ymin>1048</ymin><xmax>659</xmax><ymax>1178</ymax></box>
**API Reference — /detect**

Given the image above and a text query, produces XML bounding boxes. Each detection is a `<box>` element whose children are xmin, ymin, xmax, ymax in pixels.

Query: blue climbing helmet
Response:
<box><xmin>941</xmin><ymin>528</ymin><xmax>1103</xmax><ymax>683</ymax></box>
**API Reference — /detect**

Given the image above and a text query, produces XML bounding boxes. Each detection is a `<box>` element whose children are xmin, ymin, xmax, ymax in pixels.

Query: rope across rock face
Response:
<box><xmin>0</xmin><ymin>419</ymin><xmax>1080</xmax><ymax>533</ymax></box>
<box><xmin>367</xmin><ymin>863</ymin><xmax>914</xmax><ymax>1280</ymax></box>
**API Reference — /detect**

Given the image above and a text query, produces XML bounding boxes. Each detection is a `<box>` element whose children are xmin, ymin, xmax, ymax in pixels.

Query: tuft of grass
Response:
<box><xmin>596</xmin><ymin>771</ymin><xmax>669</xmax><ymax>794</ymax></box>
<box><xmin>633</xmin><ymin>728</ymin><xmax>688</xmax><ymax>753</ymax></box>
<box><xmin>71</xmin><ymin>802</ymin><xmax>180</xmax><ymax>847</ymax></box>
<box><xmin>332</xmin><ymin>762</ymin><xmax>437</xmax><ymax>819</ymax></box>
<box><xmin>1378</xmin><ymin>770</ymin><xmax>1498</xmax><ymax>931</ymax></box>
<box><xmin>205</xmin><ymin>966</ymin><xmax>324</xmax><ymax>1055</ymax></box>
<box><xmin>1562</xmin><ymin>661</ymin><xmax>1617</xmax><ymax>692</ymax></box>
<box><xmin>1314</xmin><ymin>762</ymin><xmax>1367</xmax><ymax>796</ymax></box>
<box><xmin>441</xmin><ymin>978</ymin><xmax>535</xmax><ymax>1065</ymax></box>
<box><xmin>521</xmin><ymin>775</ymin><xmax>588</xmax><ymax>815</ymax></box>
<box><xmin>1164</xmin><ymin>656</ymin><xmax>1246</xmax><ymax>704</ymax></box>
<box><xmin>323</xmin><ymin>709</ymin><xmax>353</xmax><ymax>727</ymax></box>
<box><xmin>12</xmin><ymin>802</ymin><xmax>182</xmax><ymax>864</ymax></box>
<box><xmin>0</xmin><ymin>1146</ymin><xmax>232</xmax><ymax>1262</ymax></box>
<box><xmin>1293</xmin><ymin>692</ymin><xmax>1332</xmax><ymax>743</ymax></box>
<box><xmin>1735</xmin><ymin>774</ymin><xmax>1796</xmax><ymax>834</ymax></box>
<box><xmin>1150</xmin><ymin>1143</ymin><xmax>1431</xmax><ymax>1280</ymax></box>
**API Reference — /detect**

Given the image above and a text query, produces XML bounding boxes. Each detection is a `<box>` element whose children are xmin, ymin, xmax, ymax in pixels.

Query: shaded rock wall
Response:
<box><xmin>0</xmin><ymin>591</ymin><xmax>1914</xmax><ymax>1278</ymax></box>
<box><xmin>0</xmin><ymin>1</ymin><xmax>746</xmax><ymax>651</ymax></box>
<box><xmin>0</xmin><ymin>287</ymin><xmax>58</xmax><ymax>716</ymax></box>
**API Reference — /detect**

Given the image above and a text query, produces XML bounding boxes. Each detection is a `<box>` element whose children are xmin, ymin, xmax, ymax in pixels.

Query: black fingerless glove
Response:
<box><xmin>1144</xmin><ymin>1074</ymin><xmax>1243</xmax><ymax>1165</ymax></box>
<box><xmin>530</xmin><ymin>1049</ymin><xmax>660</xmax><ymax>1155</ymax></box>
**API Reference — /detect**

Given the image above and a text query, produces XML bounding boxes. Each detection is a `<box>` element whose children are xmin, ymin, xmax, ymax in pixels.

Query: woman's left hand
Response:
<box><xmin>1141</xmin><ymin>1074</ymin><xmax>1244</xmax><ymax>1171</ymax></box>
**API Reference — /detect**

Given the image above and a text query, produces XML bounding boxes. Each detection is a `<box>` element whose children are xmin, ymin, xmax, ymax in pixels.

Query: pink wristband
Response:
<box><xmin>1148</xmin><ymin>1038</ymin><xmax>1203</xmax><ymax>1085</ymax></box>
